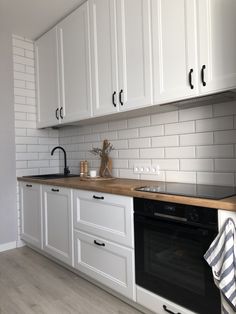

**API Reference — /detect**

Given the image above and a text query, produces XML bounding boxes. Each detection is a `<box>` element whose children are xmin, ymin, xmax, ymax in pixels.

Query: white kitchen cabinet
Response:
<box><xmin>151</xmin><ymin>0</ymin><xmax>199</xmax><ymax>103</ymax></box>
<box><xmin>57</xmin><ymin>2</ymin><xmax>92</xmax><ymax>122</ymax></box>
<box><xmin>35</xmin><ymin>27</ymin><xmax>60</xmax><ymax>128</ymax></box>
<box><xmin>74</xmin><ymin>230</ymin><xmax>136</xmax><ymax>300</ymax></box>
<box><xmin>136</xmin><ymin>286</ymin><xmax>196</xmax><ymax>314</ymax></box>
<box><xmin>90</xmin><ymin>0</ymin><xmax>152</xmax><ymax>116</ymax></box>
<box><xmin>42</xmin><ymin>185</ymin><xmax>73</xmax><ymax>266</ymax></box>
<box><xmin>20</xmin><ymin>182</ymin><xmax>42</xmax><ymax>249</ymax></box>
<box><xmin>197</xmin><ymin>0</ymin><xmax>236</xmax><ymax>94</ymax></box>
<box><xmin>73</xmin><ymin>190</ymin><xmax>134</xmax><ymax>247</ymax></box>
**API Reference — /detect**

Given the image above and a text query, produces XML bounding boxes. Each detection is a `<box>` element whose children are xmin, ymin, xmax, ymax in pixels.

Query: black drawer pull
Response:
<box><xmin>55</xmin><ymin>108</ymin><xmax>59</xmax><ymax>120</ymax></box>
<box><xmin>112</xmin><ymin>91</ymin><xmax>117</xmax><ymax>107</ymax></box>
<box><xmin>163</xmin><ymin>305</ymin><xmax>181</xmax><ymax>314</ymax></box>
<box><xmin>93</xmin><ymin>195</ymin><xmax>104</xmax><ymax>200</ymax></box>
<box><xmin>51</xmin><ymin>188</ymin><xmax>59</xmax><ymax>192</ymax></box>
<box><xmin>201</xmin><ymin>64</ymin><xmax>207</xmax><ymax>86</ymax></box>
<box><xmin>60</xmin><ymin>107</ymin><xmax>63</xmax><ymax>119</ymax></box>
<box><xmin>188</xmin><ymin>69</ymin><xmax>194</xmax><ymax>89</ymax></box>
<box><xmin>94</xmin><ymin>240</ymin><xmax>105</xmax><ymax>247</ymax></box>
<box><xmin>26</xmin><ymin>184</ymin><xmax>32</xmax><ymax>187</ymax></box>
<box><xmin>119</xmin><ymin>89</ymin><xmax>124</xmax><ymax>106</ymax></box>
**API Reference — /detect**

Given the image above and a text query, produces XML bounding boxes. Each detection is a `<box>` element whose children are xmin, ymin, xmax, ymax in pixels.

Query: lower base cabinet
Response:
<box><xmin>136</xmin><ymin>286</ymin><xmax>196</xmax><ymax>314</ymax></box>
<box><xmin>74</xmin><ymin>230</ymin><xmax>136</xmax><ymax>300</ymax></box>
<box><xmin>42</xmin><ymin>185</ymin><xmax>73</xmax><ymax>266</ymax></box>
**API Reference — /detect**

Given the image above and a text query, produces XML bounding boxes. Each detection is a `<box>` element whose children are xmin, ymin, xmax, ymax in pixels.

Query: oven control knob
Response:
<box><xmin>187</xmin><ymin>209</ymin><xmax>199</xmax><ymax>222</ymax></box>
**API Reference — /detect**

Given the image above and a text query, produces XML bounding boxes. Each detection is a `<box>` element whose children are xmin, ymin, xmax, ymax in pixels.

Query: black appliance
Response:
<box><xmin>134</xmin><ymin>197</ymin><xmax>221</xmax><ymax>314</ymax></box>
<box><xmin>135</xmin><ymin>182</ymin><xmax>236</xmax><ymax>200</ymax></box>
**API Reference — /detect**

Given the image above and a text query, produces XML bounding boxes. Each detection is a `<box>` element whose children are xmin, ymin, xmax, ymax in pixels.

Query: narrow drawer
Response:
<box><xmin>73</xmin><ymin>190</ymin><xmax>134</xmax><ymax>247</ymax></box>
<box><xmin>74</xmin><ymin>230</ymin><xmax>136</xmax><ymax>300</ymax></box>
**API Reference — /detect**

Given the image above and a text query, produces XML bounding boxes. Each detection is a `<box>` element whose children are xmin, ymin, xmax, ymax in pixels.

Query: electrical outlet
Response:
<box><xmin>134</xmin><ymin>164</ymin><xmax>160</xmax><ymax>175</ymax></box>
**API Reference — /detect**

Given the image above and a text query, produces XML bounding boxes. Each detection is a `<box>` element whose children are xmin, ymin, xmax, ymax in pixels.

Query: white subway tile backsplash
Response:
<box><xmin>180</xmin><ymin>132</ymin><xmax>213</xmax><ymax>146</ymax></box>
<box><xmin>118</xmin><ymin>128</ymin><xmax>139</xmax><ymax>139</ymax></box>
<box><xmin>165</xmin><ymin>147</ymin><xmax>195</xmax><ymax>159</ymax></box>
<box><xmin>129</xmin><ymin>138</ymin><xmax>151</xmax><ymax>149</ymax></box>
<box><xmin>197</xmin><ymin>172</ymin><xmax>235</xmax><ymax>186</ymax></box>
<box><xmin>179</xmin><ymin>105</ymin><xmax>212</xmax><ymax>121</ymax></box>
<box><xmin>140</xmin><ymin>148</ymin><xmax>164</xmax><ymax>159</ymax></box>
<box><xmin>140</xmin><ymin>125</ymin><xmax>164</xmax><ymax>137</ymax></box>
<box><xmin>196</xmin><ymin>116</ymin><xmax>233</xmax><ymax>132</ymax></box>
<box><xmin>119</xmin><ymin>149</ymin><xmax>139</xmax><ymax>159</ymax></box>
<box><xmin>128</xmin><ymin>115</ymin><xmax>150</xmax><ymax>128</ymax></box>
<box><xmin>151</xmin><ymin>111</ymin><xmax>178</xmax><ymax>126</ymax></box>
<box><xmin>108</xmin><ymin>119</ymin><xmax>127</xmax><ymax>131</ymax></box>
<box><xmin>180</xmin><ymin>159</ymin><xmax>214</xmax><ymax>172</ymax></box>
<box><xmin>165</xmin><ymin>121</ymin><xmax>195</xmax><ymax>135</ymax></box>
<box><xmin>215</xmin><ymin>159</ymin><xmax>236</xmax><ymax>172</ymax></box>
<box><xmin>213</xmin><ymin>101</ymin><xmax>236</xmax><ymax>117</ymax></box>
<box><xmin>197</xmin><ymin>145</ymin><xmax>234</xmax><ymax>158</ymax></box>
<box><xmin>140</xmin><ymin>172</ymin><xmax>165</xmax><ymax>181</ymax></box>
<box><xmin>166</xmin><ymin>171</ymin><xmax>196</xmax><ymax>184</ymax></box>
<box><xmin>152</xmin><ymin>159</ymin><xmax>179</xmax><ymax>171</ymax></box>
<box><xmin>152</xmin><ymin>135</ymin><xmax>179</xmax><ymax>147</ymax></box>
<box><xmin>214</xmin><ymin>130</ymin><xmax>236</xmax><ymax>144</ymax></box>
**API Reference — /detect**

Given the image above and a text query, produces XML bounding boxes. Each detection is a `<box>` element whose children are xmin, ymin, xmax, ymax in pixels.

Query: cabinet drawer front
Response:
<box><xmin>73</xmin><ymin>190</ymin><xmax>134</xmax><ymax>247</ymax></box>
<box><xmin>137</xmin><ymin>286</ymin><xmax>196</xmax><ymax>314</ymax></box>
<box><xmin>74</xmin><ymin>230</ymin><xmax>135</xmax><ymax>300</ymax></box>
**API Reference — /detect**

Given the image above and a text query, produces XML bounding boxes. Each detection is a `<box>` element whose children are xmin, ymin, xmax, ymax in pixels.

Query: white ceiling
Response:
<box><xmin>0</xmin><ymin>0</ymin><xmax>85</xmax><ymax>39</ymax></box>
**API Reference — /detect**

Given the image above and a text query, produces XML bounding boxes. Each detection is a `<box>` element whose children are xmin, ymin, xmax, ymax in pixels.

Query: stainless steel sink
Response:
<box><xmin>23</xmin><ymin>173</ymin><xmax>80</xmax><ymax>180</ymax></box>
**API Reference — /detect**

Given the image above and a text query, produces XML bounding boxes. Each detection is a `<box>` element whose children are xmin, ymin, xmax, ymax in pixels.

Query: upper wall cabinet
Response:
<box><xmin>197</xmin><ymin>0</ymin><xmax>236</xmax><ymax>94</ymax></box>
<box><xmin>152</xmin><ymin>0</ymin><xmax>236</xmax><ymax>104</ymax></box>
<box><xmin>57</xmin><ymin>2</ymin><xmax>92</xmax><ymax>123</ymax></box>
<box><xmin>36</xmin><ymin>2</ymin><xmax>92</xmax><ymax>128</ymax></box>
<box><xmin>36</xmin><ymin>27</ymin><xmax>60</xmax><ymax>128</ymax></box>
<box><xmin>151</xmin><ymin>0</ymin><xmax>199</xmax><ymax>103</ymax></box>
<box><xmin>90</xmin><ymin>0</ymin><xmax>152</xmax><ymax>117</ymax></box>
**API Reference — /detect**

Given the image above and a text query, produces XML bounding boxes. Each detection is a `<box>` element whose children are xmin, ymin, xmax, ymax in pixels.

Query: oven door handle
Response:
<box><xmin>154</xmin><ymin>212</ymin><xmax>187</xmax><ymax>222</ymax></box>
<box><xmin>163</xmin><ymin>305</ymin><xmax>181</xmax><ymax>314</ymax></box>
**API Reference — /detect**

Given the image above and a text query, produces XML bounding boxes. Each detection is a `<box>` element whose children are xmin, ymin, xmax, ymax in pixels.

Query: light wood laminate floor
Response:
<box><xmin>0</xmin><ymin>247</ymin><xmax>143</xmax><ymax>314</ymax></box>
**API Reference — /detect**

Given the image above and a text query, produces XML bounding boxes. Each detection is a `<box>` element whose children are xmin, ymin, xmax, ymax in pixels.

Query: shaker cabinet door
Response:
<box><xmin>58</xmin><ymin>2</ymin><xmax>92</xmax><ymax>123</ymax></box>
<box><xmin>35</xmin><ymin>27</ymin><xmax>60</xmax><ymax>128</ymax></box>
<box><xmin>151</xmin><ymin>0</ymin><xmax>198</xmax><ymax>104</ymax></box>
<box><xmin>197</xmin><ymin>0</ymin><xmax>236</xmax><ymax>94</ymax></box>
<box><xmin>89</xmin><ymin>0</ymin><xmax>119</xmax><ymax>116</ymax></box>
<box><xmin>42</xmin><ymin>186</ymin><xmax>73</xmax><ymax>266</ymax></box>
<box><xmin>117</xmin><ymin>0</ymin><xmax>152</xmax><ymax>111</ymax></box>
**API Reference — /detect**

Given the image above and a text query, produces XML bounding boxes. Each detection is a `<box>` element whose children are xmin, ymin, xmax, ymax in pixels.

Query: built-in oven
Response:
<box><xmin>134</xmin><ymin>197</ymin><xmax>221</xmax><ymax>314</ymax></box>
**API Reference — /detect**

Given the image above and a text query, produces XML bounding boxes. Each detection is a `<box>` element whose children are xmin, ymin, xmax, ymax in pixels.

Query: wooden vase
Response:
<box><xmin>99</xmin><ymin>157</ymin><xmax>112</xmax><ymax>177</ymax></box>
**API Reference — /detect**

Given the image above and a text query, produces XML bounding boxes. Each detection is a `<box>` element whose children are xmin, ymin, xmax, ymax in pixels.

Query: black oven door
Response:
<box><xmin>134</xmin><ymin>214</ymin><xmax>221</xmax><ymax>314</ymax></box>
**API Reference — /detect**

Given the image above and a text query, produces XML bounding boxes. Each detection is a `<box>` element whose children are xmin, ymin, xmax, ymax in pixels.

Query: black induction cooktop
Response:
<box><xmin>136</xmin><ymin>182</ymin><xmax>236</xmax><ymax>200</ymax></box>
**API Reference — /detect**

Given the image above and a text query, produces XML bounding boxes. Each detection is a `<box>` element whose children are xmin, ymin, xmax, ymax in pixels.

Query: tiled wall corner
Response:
<box><xmin>12</xmin><ymin>35</ymin><xmax>60</xmax><ymax>242</ymax></box>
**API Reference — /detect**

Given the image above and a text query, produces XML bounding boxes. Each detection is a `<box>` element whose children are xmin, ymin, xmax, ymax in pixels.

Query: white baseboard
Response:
<box><xmin>16</xmin><ymin>240</ymin><xmax>26</xmax><ymax>248</ymax></box>
<box><xmin>0</xmin><ymin>241</ymin><xmax>17</xmax><ymax>253</ymax></box>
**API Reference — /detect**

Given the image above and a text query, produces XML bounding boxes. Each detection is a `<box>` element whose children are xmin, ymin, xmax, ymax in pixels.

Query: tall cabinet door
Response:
<box><xmin>58</xmin><ymin>2</ymin><xmax>92</xmax><ymax>123</ymax></box>
<box><xmin>151</xmin><ymin>0</ymin><xmax>198</xmax><ymax>104</ymax></box>
<box><xmin>20</xmin><ymin>183</ymin><xmax>42</xmax><ymax>249</ymax></box>
<box><xmin>89</xmin><ymin>0</ymin><xmax>119</xmax><ymax>116</ymax></box>
<box><xmin>35</xmin><ymin>27</ymin><xmax>60</xmax><ymax>128</ymax></box>
<box><xmin>43</xmin><ymin>186</ymin><xmax>73</xmax><ymax>266</ymax></box>
<box><xmin>197</xmin><ymin>0</ymin><xmax>236</xmax><ymax>94</ymax></box>
<box><xmin>117</xmin><ymin>0</ymin><xmax>152</xmax><ymax>111</ymax></box>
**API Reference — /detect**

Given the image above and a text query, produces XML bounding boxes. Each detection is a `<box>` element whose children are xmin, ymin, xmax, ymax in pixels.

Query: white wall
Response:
<box><xmin>0</xmin><ymin>30</ymin><xmax>17</xmax><ymax>247</ymax></box>
<box><xmin>59</xmin><ymin>103</ymin><xmax>236</xmax><ymax>186</ymax></box>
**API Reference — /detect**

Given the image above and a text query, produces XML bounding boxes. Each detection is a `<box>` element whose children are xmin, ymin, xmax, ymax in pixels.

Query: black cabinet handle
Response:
<box><xmin>51</xmin><ymin>188</ymin><xmax>59</xmax><ymax>192</ymax></box>
<box><xmin>26</xmin><ymin>184</ymin><xmax>32</xmax><ymax>187</ymax></box>
<box><xmin>112</xmin><ymin>91</ymin><xmax>117</xmax><ymax>107</ymax></box>
<box><xmin>201</xmin><ymin>65</ymin><xmax>207</xmax><ymax>86</ymax></box>
<box><xmin>93</xmin><ymin>195</ymin><xmax>104</xmax><ymax>200</ymax></box>
<box><xmin>188</xmin><ymin>69</ymin><xmax>194</xmax><ymax>89</ymax></box>
<box><xmin>119</xmin><ymin>89</ymin><xmax>124</xmax><ymax>106</ymax></box>
<box><xmin>94</xmin><ymin>240</ymin><xmax>105</xmax><ymax>247</ymax></box>
<box><xmin>55</xmin><ymin>108</ymin><xmax>59</xmax><ymax>120</ymax></box>
<box><xmin>163</xmin><ymin>305</ymin><xmax>181</xmax><ymax>314</ymax></box>
<box><xmin>59</xmin><ymin>107</ymin><xmax>63</xmax><ymax>119</ymax></box>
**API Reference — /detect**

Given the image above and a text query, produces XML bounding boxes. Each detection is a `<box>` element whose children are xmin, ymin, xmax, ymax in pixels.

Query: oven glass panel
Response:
<box><xmin>135</xmin><ymin>216</ymin><xmax>221</xmax><ymax>314</ymax></box>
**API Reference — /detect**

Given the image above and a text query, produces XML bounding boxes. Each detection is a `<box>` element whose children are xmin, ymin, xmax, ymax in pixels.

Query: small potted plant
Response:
<box><xmin>90</xmin><ymin>140</ymin><xmax>114</xmax><ymax>178</ymax></box>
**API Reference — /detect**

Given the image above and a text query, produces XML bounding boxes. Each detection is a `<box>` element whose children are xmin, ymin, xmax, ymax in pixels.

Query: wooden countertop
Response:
<box><xmin>18</xmin><ymin>176</ymin><xmax>236</xmax><ymax>211</ymax></box>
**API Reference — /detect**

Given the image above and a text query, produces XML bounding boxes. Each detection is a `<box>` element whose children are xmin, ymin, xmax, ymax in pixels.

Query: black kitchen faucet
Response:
<box><xmin>51</xmin><ymin>146</ymin><xmax>70</xmax><ymax>176</ymax></box>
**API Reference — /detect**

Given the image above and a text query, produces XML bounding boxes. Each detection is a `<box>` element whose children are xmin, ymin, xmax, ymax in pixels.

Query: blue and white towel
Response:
<box><xmin>204</xmin><ymin>218</ymin><xmax>236</xmax><ymax>314</ymax></box>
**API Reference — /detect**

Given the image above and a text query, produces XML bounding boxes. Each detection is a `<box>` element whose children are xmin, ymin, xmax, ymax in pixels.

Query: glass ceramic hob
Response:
<box><xmin>136</xmin><ymin>182</ymin><xmax>236</xmax><ymax>200</ymax></box>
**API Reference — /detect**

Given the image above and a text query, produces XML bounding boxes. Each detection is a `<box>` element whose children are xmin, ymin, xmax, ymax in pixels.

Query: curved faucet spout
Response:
<box><xmin>51</xmin><ymin>146</ymin><xmax>70</xmax><ymax>175</ymax></box>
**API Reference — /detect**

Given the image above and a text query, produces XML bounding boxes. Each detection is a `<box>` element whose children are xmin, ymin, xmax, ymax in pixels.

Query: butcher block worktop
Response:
<box><xmin>18</xmin><ymin>176</ymin><xmax>236</xmax><ymax>211</ymax></box>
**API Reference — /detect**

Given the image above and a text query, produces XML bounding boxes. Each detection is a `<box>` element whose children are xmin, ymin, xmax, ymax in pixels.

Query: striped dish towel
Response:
<box><xmin>204</xmin><ymin>218</ymin><xmax>236</xmax><ymax>314</ymax></box>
